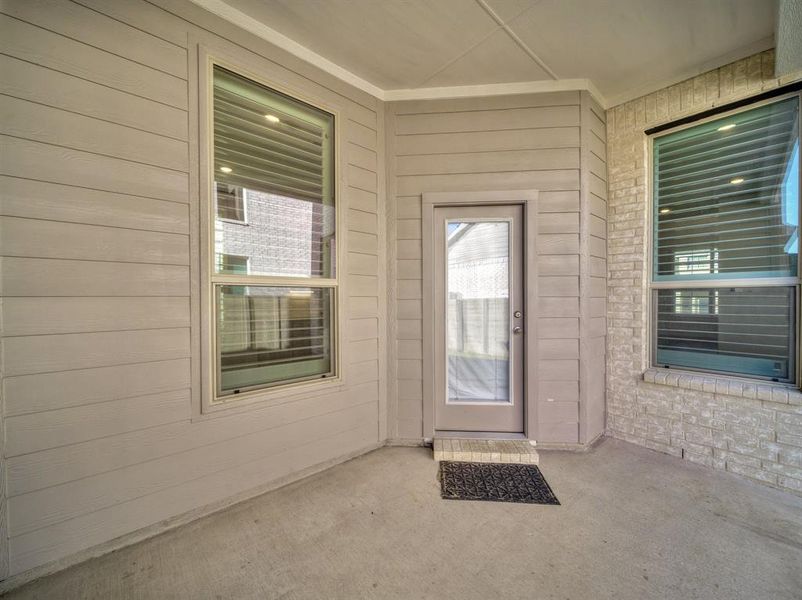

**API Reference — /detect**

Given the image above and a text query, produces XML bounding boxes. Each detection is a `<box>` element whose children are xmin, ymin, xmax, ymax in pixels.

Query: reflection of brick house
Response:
<box><xmin>214</xmin><ymin>184</ymin><xmax>336</xmax><ymax>392</ymax></box>
<box><xmin>215</xmin><ymin>184</ymin><xmax>335</xmax><ymax>277</ymax></box>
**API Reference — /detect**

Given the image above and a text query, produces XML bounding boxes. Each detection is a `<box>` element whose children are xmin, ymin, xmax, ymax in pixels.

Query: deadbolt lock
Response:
<box><xmin>514</xmin><ymin>311</ymin><xmax>522</xmax><ymax>318</ymax></box>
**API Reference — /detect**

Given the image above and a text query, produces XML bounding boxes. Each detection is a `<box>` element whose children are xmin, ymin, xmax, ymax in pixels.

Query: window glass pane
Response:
<box><xmin>217</xmin><ymin>253</ymin><xmax>248</xmax><ymax>274</ymax></box>
<box><xmin>213</xmin><ymin>65</ymin><xmax>335</xmax><ymax>278</ymax></box>
<box><xmin>215</xmin><ymin>182</ymin><xmax>246</xmax><ymax>222</ymax></box>
<box><xmin>655</xmin><ymin>287</ymin><xmax>795</xmax><ymax>381</ymax></box>
<box><xmin>654</xmin><ymin>97</ymin><xmax>800</xmax><ymax>281</ymax></box>
<box><xmin>446</xmin><ymin>221</ymin><xmax>510</xmax><ymax>404</ymax></box>
<box><xmin>216</xmin><ymin>285</ymin><xmax>333</xmax><ymax>395</ymax></box>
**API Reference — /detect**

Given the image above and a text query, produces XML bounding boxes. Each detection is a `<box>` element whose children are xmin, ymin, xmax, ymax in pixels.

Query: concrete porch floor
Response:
<box><xmin>5</xmin><ymin>438</ymin><xmax>802</xmax><ymax>600</ymax></box>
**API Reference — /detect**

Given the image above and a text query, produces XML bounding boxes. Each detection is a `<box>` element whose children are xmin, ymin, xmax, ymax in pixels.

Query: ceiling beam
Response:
<box><xmin>474</xmin><ymin>0</ymin><xmax>558</xmax><ymax>80</ymax></box>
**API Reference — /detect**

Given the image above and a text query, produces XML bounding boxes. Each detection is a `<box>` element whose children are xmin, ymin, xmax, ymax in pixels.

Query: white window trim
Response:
<box><xmin>197</xmin><ymin>44</ymin><xmax>346</xmax><ymax>415</ymax></box>
<box><xmin>215</xmin><ymin>186</ymin><xmax>249</xmax><ymax>225</ymax></box>
<box><xmin>646</xmin><ymin>91</ymin><xmax>802</xmax><ymax>387</ymax></box>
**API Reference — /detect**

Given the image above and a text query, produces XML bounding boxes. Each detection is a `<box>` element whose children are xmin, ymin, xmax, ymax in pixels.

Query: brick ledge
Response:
<box><xmin>642</xmin><ymin>368</ymin><xmax>802</xmax><ymax>405</ymax></box>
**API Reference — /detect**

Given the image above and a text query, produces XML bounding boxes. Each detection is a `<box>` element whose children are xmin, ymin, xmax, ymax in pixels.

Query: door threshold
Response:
<box><xmin>435</xmin><ymin>430</ymin><xmax>528</xmax><ymax>441</ymax></box>
<box><xmin>433</xmin><ymin>438</ymin><xmax>539</xmax><ymax>464</ymax></box>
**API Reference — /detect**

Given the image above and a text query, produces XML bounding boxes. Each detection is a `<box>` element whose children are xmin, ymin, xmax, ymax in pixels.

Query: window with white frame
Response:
<box><xmin>210</xmin><ymin>64</ymin><xmax>336</xmax><ymax>399</ymax></box>
<box><xmin>651</xmin><ymin>94</ymin><xmax>800</xmax><ymax>382</ymax></box>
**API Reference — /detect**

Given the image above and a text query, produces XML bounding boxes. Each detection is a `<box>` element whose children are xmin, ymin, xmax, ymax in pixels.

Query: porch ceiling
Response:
<box><xmin>196</xmin><ymin>0</ymin><xmax>776</xmax><ymax>106</ymax></box>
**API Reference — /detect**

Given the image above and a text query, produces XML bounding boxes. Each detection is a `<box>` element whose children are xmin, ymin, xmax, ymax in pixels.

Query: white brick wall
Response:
<box><xmin>606</xmin><ymin>49</ymin><xmax>802</xmax><ymax>496</ymax></box>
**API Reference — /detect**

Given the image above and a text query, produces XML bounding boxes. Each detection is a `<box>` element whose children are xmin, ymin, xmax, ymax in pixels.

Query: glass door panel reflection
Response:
<box><xmin>446</xmin><ymin>220</ymin><xmax>511</xmax><ymax>404</ymax></box>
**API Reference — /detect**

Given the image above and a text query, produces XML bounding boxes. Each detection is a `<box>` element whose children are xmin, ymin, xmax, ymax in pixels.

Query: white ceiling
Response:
<box><xmin>198</xmin><ymin>0</ymin><xmax>777</xmax><ymax>107</ymax></box>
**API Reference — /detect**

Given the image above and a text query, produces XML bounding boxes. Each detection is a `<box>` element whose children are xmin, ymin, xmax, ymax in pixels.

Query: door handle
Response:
<box><xmin>512</xmin><ymin>326</ymin><xmax>523</xmax><ymax>335</ymax></box>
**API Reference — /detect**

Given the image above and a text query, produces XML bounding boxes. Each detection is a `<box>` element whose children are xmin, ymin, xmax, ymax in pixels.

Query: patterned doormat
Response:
<box><xmin>439</xmin><ymin>461</ymin><xmax>560</xmax><ymax>505</ymax></box>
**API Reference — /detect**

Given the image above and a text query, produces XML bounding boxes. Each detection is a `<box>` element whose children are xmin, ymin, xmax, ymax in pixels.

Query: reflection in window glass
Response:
<box><xmin>674</xmin><ymin>250</ymin><xmax>718</xmax><ymax>275</ymax></box>
<box><xmin>654</xmin><ymin>96</ymin><xmax>800</xmax><ymax>280</ymax></box>
<box><xmin>217</xmin><ymin>286</ymin><xmax>333</xmax><ymax>395</ymax></box>
<box><xmin>213</xmin><ymin>65</ymin><xmax>335</xmax><ymax>279</ymax></box>
<box><xmin>652</xmin><ymin>96</ymin><xmax>800</xmax><ymax>383</ymax></box>
<box><xmin>210</xmin><ymin>64</ymin><xmax>338</xmax><ymax>400</ymax></box>
<box><xmin>214</xmin><ymin>187</ymin><xmax>335</xmax><ymax>278</ymax></box>
<box><xmin>217</xmin><ymin>253</ymin><xmax>249</xmax><ymax>275</ymax></box>
<box><xmin>783</xmin><ymin>140</ymin><xmax>799</xmax><ymax>255</ymax></box>
<box><xmin>446</xmin><ymin>221</ymin><xmax>510</xmax><ymax>404</ymax></box>
<box><xmin>215</xmin><ymin>182</ymin><xmax>247</xmax><ymax>222</ymax></box>
<box><xmin>673</xmin><ymin>290</ymin><xmax>718</xmax><ymax>314</ymax></box>
<box><xmin>656</xmin><ymin>287</ymin><xmax>794</xmax><ymax>380</ymax></box>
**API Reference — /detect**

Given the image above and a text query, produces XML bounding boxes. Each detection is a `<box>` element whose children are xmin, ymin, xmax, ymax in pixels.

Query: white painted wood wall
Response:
<box><xmin>0</xmin><ymin>0</ymin><xmax>386</xmax><ymax>576</ymax></box>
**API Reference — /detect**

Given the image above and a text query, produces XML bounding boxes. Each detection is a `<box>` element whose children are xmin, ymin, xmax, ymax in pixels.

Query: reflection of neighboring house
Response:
<box><xmin>447</xmin><ymin>221</ymin><xmax>509</xmax><ymax>303</ymax></box>
<box><xmin>215</xmin><ymin>182</ymin><xmax>334</xmax><ymax>277</ymax></box>
<box><xmin>655</xmin><ymin>139</ymin><xmax>801</xmax><ymax>380</ymax></box>
<box><xmin>446</xmin><ymin>221</ymin><xmax>510</xmax><ymax>402</ymax></box>
<box><xmin>214</xmin><ymin>183</ymin><xmax>335</xmax><ymax>390</ymax></box>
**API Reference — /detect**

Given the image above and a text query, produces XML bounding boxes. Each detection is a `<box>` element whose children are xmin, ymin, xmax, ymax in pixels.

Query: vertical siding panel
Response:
<box><xmin>578</xmin><ymin>91</ymin><xmax>608</xmax><ymax>445</ymax></box>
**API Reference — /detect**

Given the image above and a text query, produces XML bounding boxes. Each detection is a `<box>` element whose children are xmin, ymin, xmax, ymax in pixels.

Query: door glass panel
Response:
<box><xmin>446</xmin><ymin>221</ymin><xmax>511</xmax><ymax>404</ymax></box>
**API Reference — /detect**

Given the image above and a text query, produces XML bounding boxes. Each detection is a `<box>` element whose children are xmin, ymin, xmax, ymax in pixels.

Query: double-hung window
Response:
<box><xmin>210</xmin><ymin>64</ymin><xmax>337</xmax><ymax>400</ymax></box>
<box><xmin>651</xmin><ymin>94</ymin><xmax>800</xmax><ymax>383</ymax></box>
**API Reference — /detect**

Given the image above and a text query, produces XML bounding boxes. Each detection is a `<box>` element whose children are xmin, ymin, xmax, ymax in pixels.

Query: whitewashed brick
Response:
<box><xmin>607</xmin><ymin>50</ymin><xmax>800</xmax><ymax>496</ymax></box>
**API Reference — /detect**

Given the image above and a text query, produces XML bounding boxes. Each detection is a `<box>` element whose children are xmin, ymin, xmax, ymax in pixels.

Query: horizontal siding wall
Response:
<box><xmin>385</xmin><ymin>92</ymin><xmax>583</xmax><ymax>440</ymax></box>
<box><xmin>578</xmin><ymin>92</ymin><xmax>608</xmax><ymax>445</ymax></box>
<box><xmin>0</xmin><ymin>0</ymin><xmax>384</xmax><ymax>577</ymax></box>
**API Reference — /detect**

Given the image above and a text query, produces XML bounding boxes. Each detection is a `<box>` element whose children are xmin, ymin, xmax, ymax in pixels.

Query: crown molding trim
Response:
<box><xmin>384</xmin><ymin>78</ymin><xmax>607</xmax><ymax>106</ymax></box>
<box><xmin>189</xmin><ymin>1</ymin><xmax>780</xmax><ymax>111</ymax></box>
<box><xmin>187</xmin><ymin>0</ymin><xmax>387</xmax><ymax>99</ymax></box>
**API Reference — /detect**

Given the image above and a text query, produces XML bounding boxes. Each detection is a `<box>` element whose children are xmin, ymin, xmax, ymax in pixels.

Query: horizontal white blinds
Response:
<box><xmin>655</xmin><ymin>287</ymin><xmax>794</xmax><ymax>380</ymax></box>
<box><xmin>653</xmin><ymin>97</ymin><xmax>800</xmax><ymax>280</ymax></box>
<box><xmin>213</xmin><ymin>66</ymin><xmax>334</xmax><ymax>205</ymax></box>
<box><xmin>217</xmin><ymin>286</ymin><xmax>332</xmax><ymax>394</ymax></box>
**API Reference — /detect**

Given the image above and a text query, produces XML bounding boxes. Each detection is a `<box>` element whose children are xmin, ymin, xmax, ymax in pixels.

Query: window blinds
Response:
<box><xmin>211</xmin><ymin>65</ymin><xmax>337</xmax><ymax>398</ymax></box>
<box><xmin>653</xmin><ymin>97</ymin><xmax>800</xmax><ymax>280</ymax></box>
<box><xmin>213</xmin><ymin>65</ymin><xmax>334</xmax><ymax>206</ymax></box>
<box><xmin>217</xmin><ymin>286</ymin><xmax>332</xmax><ymax>393</ymax></box>
<box><xmin>655</xmin><ymin>287</ymin><xmax>794</xmax><ymax>380</ymax></box>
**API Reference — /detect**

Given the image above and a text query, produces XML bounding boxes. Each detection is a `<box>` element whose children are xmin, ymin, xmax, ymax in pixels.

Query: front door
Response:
<box><xmin>433</xmin><ymin>205</ymin><xmax>525</xmax><ymax>433</ymax></box>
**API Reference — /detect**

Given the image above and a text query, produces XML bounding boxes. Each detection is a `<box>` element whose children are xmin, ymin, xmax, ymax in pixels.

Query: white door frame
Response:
<box><xmin>421</xmin><ymin>190</ymin><xmax>539</xmax><ymax>440</ymax></box>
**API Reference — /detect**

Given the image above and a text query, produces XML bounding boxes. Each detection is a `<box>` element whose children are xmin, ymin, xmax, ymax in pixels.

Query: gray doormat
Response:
<box><xmin>439</xmin><ymin>461</ymin><xmax>560</xmax><ymax>505</ymax></box>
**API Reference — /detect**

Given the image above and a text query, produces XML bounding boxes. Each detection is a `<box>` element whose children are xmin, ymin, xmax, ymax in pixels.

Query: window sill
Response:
<box><xmin>642</xmin><ymin>367</ymin><xmax>802</xmax><ymax>405</ymax></box>
<box><xmin>195</xmin><ymin>376</ymin><xmax>345</xmax><ymax>421</ymax></box>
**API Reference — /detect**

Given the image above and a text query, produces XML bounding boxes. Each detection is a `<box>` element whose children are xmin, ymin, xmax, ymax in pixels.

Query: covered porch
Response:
<box><xmin>5</xmin><ymin>440</ymin><xmax>802</xmax><ymax>599</ymax></box>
